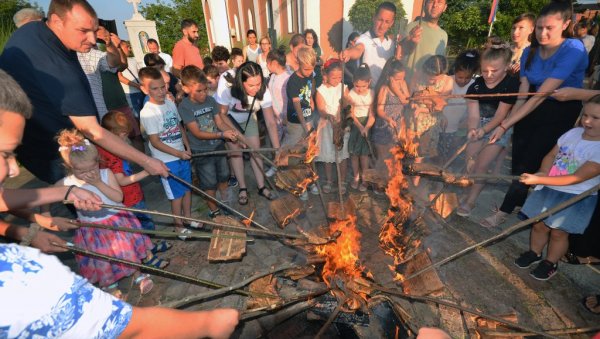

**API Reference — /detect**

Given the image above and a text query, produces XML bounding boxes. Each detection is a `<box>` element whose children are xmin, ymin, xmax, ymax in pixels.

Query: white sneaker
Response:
<box><xmin>265</xmin><ymin>166</ymin><xmax>277</xmax><ymax>177</ymax></box>
<box><xmin>310</xmin><ymin>184</ymin><xmax>319</xmax><ymax>195</ymax></box>
<box><xmin>189</xmin><ymin>221</ymin><xmax>203</xmax><ymax>229</ymax></box>
<box><xmin>299</xmin><ymin>191</ymin><xmax>309</xmax><ymax>201</ymax></box>
<box><xmin>178</xmin><ymin>228</ymin><xmax>193</xmax><ymax>240</ymax></box>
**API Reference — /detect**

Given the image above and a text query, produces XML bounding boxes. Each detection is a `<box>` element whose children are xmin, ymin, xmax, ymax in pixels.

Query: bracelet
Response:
<box><xmin>499</xmin><ymin>123</ymin><xmax>507</xmax><ymax>132</ymax></box>
<box><xmin>219</xmin><ymin>131</ymin><xmax>224</xmax><ymax>139</ymax></box>
<box><xmin>64</xmin><ymin>185</ymin><xmax>76</xmax><ymax>201</ymax></box>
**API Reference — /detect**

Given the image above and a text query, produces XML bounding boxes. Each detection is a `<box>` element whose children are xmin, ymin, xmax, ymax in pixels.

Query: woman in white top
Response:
<box><xmin>509</xmin><ymin>13</ymin><xmax>535</xmax><ymax>75</ymax></box>
<box><xmin>243</xmin><ymin>29</ymin><xmax>261</xmax><ymax>63</ymax></box>
<box><xmin>215</xmin><ymin>62</ymin><xmax>281</xmax><ymax>205</ymax></box>
<box><xmin>257</xmin><ymin>36</ymin><xmax>272</xmax><ymax>79</ymax></box>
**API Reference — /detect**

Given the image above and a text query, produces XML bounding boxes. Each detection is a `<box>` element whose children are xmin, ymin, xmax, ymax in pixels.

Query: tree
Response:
<box><xmin>348</xmin><ymin>0</ymin><xmax>406</xmax><ymax>35</ymax></box>
<box><xmin>140</xmin><ymin>0</ymin><xmax>208</xmax><ymax>56</ymax></box>
<box><xmin>0</xmin><ymin>0</ymin><xmax>42</xmax><ymax>52</ymax></box>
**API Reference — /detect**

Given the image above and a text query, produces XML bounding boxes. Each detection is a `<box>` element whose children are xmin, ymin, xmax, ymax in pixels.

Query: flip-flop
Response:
<box><xmin>143</xmin><ymin>255</ymin><xmax>169</xmax><ymax>269</ymax></box>
<box><xmin>151</xmin><ymin>240</ymin><xmax>172</xmax><ymax>255</ymax></box>
<box><xmin>562</xmin><ymin>252</ymin><xmax>600</xmax><ymax>265</ymax></box>
<box><xmin>582</xmin><ymin>295</ymin><xmax>600</xmax><ymax>315</ymax></box>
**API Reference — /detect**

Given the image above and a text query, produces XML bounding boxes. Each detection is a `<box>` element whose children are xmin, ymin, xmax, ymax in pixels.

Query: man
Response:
<box><xmin>146</xmin><ymin>38</ymin><xmax>173</xmax><ymax>72</ymax></box>
<box><xmin>341</xmin><ymin>2</ymin><xmax>398</xmax><ymax>86</ymax></box>
<box><xmin>172</xmin><ymin>19</ymin><xmax>204</xmax><ymax>78</ymax></box>
<box><xmin>12</xmin><ymin>7</ymin><xmax>44</xmax><ymax>28</ymax></box>
<box><xmin>0</xmin><ymin>0</ymin><xmax>167</xmax><ymax>184</ymax></box>
<box><xmin>400</xmin><ymin>0</ymin><xmax>448</xmax><ymax>82</ymax></box>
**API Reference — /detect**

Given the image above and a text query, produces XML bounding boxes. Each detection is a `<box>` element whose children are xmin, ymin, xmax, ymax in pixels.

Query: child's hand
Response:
<box><xmin>520</xmin><ymin>173</ymin><xmax>540</xmax><ymax>185</ymax></box>
<box><xmin>223</xmin><ymin>130</ymin><xmax>238</xmax><ymax>142</ymax></box>
<box><xmin>49</xmin><ymin>217</ymin><xmax>80</xmax><ymax>231</ymax></box>
<box><xmin>387</xmin><ymin>118</ymin><xmax>397</xmax><ymax>130</ymax></box>
<box><xmin>67</xmin><ymin>187</ymin><xmax>103</xmax><ymax>210</ymax></box>
<box><xmin>81</xmin><ymin>169</ymin><xmax>101</xmax><ymax>185</ymax></box>
<box><xmin>179</xmin><ymin>150</ymin><xmax>192</xmax><ymax>160</ymax></box>
<box><xmin>205</xmin><ymin>309</ymin><xmax>239</xmax><ymax>339</ymax></box>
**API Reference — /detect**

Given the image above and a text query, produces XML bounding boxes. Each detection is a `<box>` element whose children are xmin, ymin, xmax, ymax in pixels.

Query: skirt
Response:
<box><xmin>315</xmin><ymin>118</ymin><xmax>349</xmax><ymax>163</ymax></box>
<box><xmin>348</xmin><ymin>116</ymin><xmax>370</xmax><ymax>156</ymax></box>
<box><xmin>74</xmin><ymin>210</ymin><xmax>152</xmax><ymax>287</ymax></box>
<box><xmin>520</xmin><ymin>186</ymin><xmax>597</xmax><ymax>234</ymax></box>
<box><xmin>371</xmin><ymin>116</ymin><xmax>396</xmax><ymax>145</ymax></box>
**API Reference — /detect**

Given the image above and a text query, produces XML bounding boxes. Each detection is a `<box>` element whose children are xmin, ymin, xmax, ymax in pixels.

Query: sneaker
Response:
<box><xmin>322</xmin><ymin>183</ymin><xmax>333</xmax><ymax>194</ymax></box>
<box><xmin>228</xmin><ymin>176</ymin><xmax>239</xmax><ymax>187</ymax></box>
<box><xmin>265</xmin><ymin>166</ymin><xmax>277</xmax><ymax>177</ymax></box>
<box><xmin>208</xmin><ymin>209</ymin><xmax>221</xmax><ymax>219</ymax></box>
<box><xmin>358</xmin><ymin>183</ymin><xmax>367</xmax><ymax>192</ymax></box>
<box><xmin>188</xmin><ymin>221</ymin><xmax>203</xmax><ymax>229</ymax></box>
<box><xmin>299</xmin><ymin>191</ymin><xmax>309</xmax><ymax>201</ymax></box>
<box><xmin>456</xmin><ymin>204</ymin><xmax>473</xmax><ymax>217</ymax></box>
<box><xmin>514</xmin><ymin>250</ymin><xmax>542</xmax><ymax>269</ymax></box>
<box><xmin>178</xmin><ymin>228</ymin><xmax>193</xmax><ymax>240</ymax></box>
<box><xmin>310</xmin><ymin>184</ymin><xmax>319</xmax><ymax>195</ymax></box>
<box><xmin>530</xmin><ymin>260</ymin><xmax>558</xmax><ymax>281</ymax></box>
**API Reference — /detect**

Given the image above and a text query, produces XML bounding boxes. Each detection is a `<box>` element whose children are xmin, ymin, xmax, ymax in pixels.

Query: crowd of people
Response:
<box><xmin>0</xmin><ymin>0</ymin><xmax>599</xmax><ymax>336</ymax></box>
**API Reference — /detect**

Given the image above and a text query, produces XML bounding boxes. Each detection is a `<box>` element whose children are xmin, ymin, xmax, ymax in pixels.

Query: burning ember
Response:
<box><xmin>304</xmin><ymin>132</ymin><xmax>319</xmax><ymax>163</ymax></box>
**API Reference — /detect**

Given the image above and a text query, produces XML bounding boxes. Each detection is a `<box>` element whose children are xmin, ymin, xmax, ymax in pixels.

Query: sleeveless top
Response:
<box><xmin>348</xmin><ymin>89</ymin><xmax>373</xmax><ymax>118</ymax></box>
<box><xmin>246</xmin><ymin>45</ymin><xmax>260</xmax><ymax>62</ymax></box>
<box><xmin>63</xmin><ymin>169</ymin><xmax>122</xmax><ymax>222</ymax></box>
<box><xmin>317</xmin><ymin>83</ymin><xmax>343</xmax><ymax>117</ymax></box>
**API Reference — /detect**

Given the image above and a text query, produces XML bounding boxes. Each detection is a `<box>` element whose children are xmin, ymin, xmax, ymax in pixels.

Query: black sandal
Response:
<box><xmin>258</xmin><ymin>186</ymin><xmax>274</xmax><ymax>200</ymax></box>
<box><xmin>238</xmin><ymin>188</ymin><xmax>248</xmax><ymax>205</ymax></box>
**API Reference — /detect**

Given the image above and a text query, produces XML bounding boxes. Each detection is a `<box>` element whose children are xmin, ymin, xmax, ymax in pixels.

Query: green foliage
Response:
<box><xmin>0</xmin><ymin>0</ymin><xmax>42</xmax><ymax>53</ymax></box>
<box><xmin>440</xmin><ymin>0</ymin><xmax>546</xmax><ymax>55</ymax></box>
<box><xmin>0</xmin><ymin>18</ymin><xmax>15</xmax><ymax>52</ymax></box>
<box><xmin>140</xmin><ymin>0</ymin><xmax>209</xmax><ymax>56</ymax></box>
<box><xmin>348</xmin><ymin>0</ymin><xmax>406</xmax><ymax>35</ymax></box>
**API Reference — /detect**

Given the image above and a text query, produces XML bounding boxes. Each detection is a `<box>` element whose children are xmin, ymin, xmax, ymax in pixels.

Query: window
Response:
<box><xmin>286</xmin><ymin>0</ymin><xmax>293</xmax><ymax>33</ymax></box>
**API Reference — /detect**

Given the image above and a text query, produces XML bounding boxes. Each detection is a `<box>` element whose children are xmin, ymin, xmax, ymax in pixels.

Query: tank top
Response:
<box><xmin>348</xmin><ymin>89</ymin><xmax>373</xmax><ymax>118</ymax></box>
<box><xmin>317</xmin><ymin>83</ymin><xmax>343</xmax><ymax>117</ymax></box>
<box><xmin>63</xmin><ymin>169</ymin><xmax>123</xmax><ymax>222</ymax></box>
<box><xmin>246</xmin><ymin>45</ymin><xmax>260</xmax><ymax>62</ymax></box>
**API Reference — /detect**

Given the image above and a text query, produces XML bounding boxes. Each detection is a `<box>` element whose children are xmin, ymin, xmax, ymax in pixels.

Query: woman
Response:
<box><xmin>510</xmin><ymin>13</ymin><xmax>536</xmax><ymax>75</ymax></box>
<box><xmin>257</xmin><ymin>36</ymin><xmax>272</xmax><ymax>79</ymax></box>
<box><xmin>214</xmin><ymin>62</ymin><xmax>281</xmax><ymax>205</ymax></box>
<box><xmin>243</xmin><ymin>29</ymin><xmax>260</xmax><ymax>63</ymax></box>
<box><xmin>304</xmin><ymin>29</ymin><xmax>323</xmax><ymax>87</ymax></box>
<box><xmin>484</xmin><ymin>1</ymin><xmax>588</xmax><ymax>228</ymax></box>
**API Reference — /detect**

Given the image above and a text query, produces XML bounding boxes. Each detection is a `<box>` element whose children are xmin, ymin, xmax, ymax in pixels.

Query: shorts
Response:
<box><xmin>160</xmin><ymin>159</ymin><xmax>191</xmax><ymax>200</ymax></box>
<box><xmin>481</xmin><ymin>117</ymin><xmax>511</xmax><ymax>148</ymax></box>
<box><xmin>192</xmin><ymin>151</ymin><xmax>229</xmax><ymax>190</ymax></box>
<box><xmin>130</xmin><ymin>200</ymin><xmax>155</xmax><ymax>230</ymax></box>
<box><xmin>519</xmin><ymin>186</ymin><xmax>597</xmax><ymax>234</ymax></box>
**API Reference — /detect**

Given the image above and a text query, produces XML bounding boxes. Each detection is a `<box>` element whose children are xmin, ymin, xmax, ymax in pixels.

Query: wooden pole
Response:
<box><xmin>191</xmin><ymin>148</ymin><xmax>277</xmax><ymax>158</ymax></box>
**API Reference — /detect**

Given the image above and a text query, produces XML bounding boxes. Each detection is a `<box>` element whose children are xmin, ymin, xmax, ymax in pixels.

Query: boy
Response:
<box><xmin>211</xmin><ymin>46</ymin><xmax>231</xmax><ymax>75</ymax></box>
<box><xmin>230</xmin><ymin>47</ymin><xmax>244</xmax><ymax>69</ymax></box>
<box><xmin>179</xmin><ymin>66</ymin><xmax>238</xmax><ymax>218</ymax></box>
<box><xmin>138</xmin><ymin>67</ymin><xmax>196</xmax><ymax>237</ymax></box>
<box><xmin>203</xmin><ymin>64</ymin><xmax>220</xmax><ymax>96</ymax></box>
<box><xmin>285</xmin><ymin>46</ymin><xmax>317</xmax><ymax>199</ymax></box>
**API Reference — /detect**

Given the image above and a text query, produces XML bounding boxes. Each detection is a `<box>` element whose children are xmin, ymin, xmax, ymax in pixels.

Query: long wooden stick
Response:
<box><xmin>63</xmin><ymin>200</ymin><xmax>306</xmax><ymax>240</ymax></box>
<box><xmin>314</xmin><ymin>298</ymin><xmax>346</xmax><ymax>339</ymax></box>
<box><xmin>74</xmin><ymin>220</ymin><xmax>253</xmax><ymax>241</ymax></box>
<box><xmin>404</xmin><ymin>184</ymin><xmax>600</xmax><ymax>281</ymax></box>
<box><xmin>480</xmin><ymin>326</ymin><xmax>600</xmax><ymax>337</ymax></box>
<box><xmin>241</xmin><ymin>288</ymin><xmax>329</xmax><ymax>321</ymax></box>
<box><xmin>373</xmin><ymin>286</ymin><xmax>559</xmax><ymax>339</ymax></box>
<box><xmin>410</xmin><ymin>91</ymin><xmax>552</xmax><ymax>101</ymax></box>
<box><xmin>52</xmin><ymin>242</ymin><xmax>278</xmax><ymax>299</ymax></box>
<box><xmin>191</xmin><ymin>148</ymin><xmax>277</xmax><ymax>157</ymax></box>
<box><xmin>168</xmin><ymin>172</ymin><xmax>270</xmax><ymax>231</ymax></box>
<box><xmin>162</xmin><ymin>263</ymin><xmax>300</xmax><ymax>309</ymax></box>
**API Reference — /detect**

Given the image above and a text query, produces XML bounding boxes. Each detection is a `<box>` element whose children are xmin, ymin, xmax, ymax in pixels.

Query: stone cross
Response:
<box><xmin>127</xmin><ymin>0</ymin><xmax>141</xmax><ymax>15</ymax></box>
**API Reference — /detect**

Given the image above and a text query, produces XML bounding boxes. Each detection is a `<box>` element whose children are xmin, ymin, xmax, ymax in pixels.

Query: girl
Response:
<box><xmin>456</xmin><ymin>39</ymin><xmax>520</xmax><ymax>217</ymax></box>
<box><xmin>515</xmin><ymin>96</ymin><xmax>600</xmax><ymax>280</ymax></box>
<box><xmin>440</xmin><ymin>50</ymin><xmax>479</xmax><ymax>160</ymax></box>
<box><xmin>55</xmin><ymin>129</ymin><xmax>159</xmax><ymax>295</ymax></box>
<box><xmin>347</xmin><ymin>64</ymin><xmax>375</xmax><ymax>191</ymax></box>
<box><xmin>344</xmin><ymin>32</ymin><xmax>361</xmax><ymax>88</ymax></box>
<box><xmin>257</xmin><ymin>36</ymin><xmax>272</xmax><ymax>79</ymax></box>
<box><xmin>485</xmin><ymin>1</ymin><xmax>588</xmax><ymax>228</ymax></box>
<box><xmin>304</xmin><ymin>29</ymin><xmax>323</xmax><ymax>87</ymax></box>
<box><xmin>411</xmin><ymin>55</ymin><xmax>453</xmax><ymax>163</ymax></box>
<box><xmin>510</xmin><ymin>13</ymin><xmax>535</xmax><ymax>75</ymax></box>
<box><xmin>286</xmin><ymin>33</ymin><xmax>305</xmax><ymax>72</ymax></box>
<box><xmin>371</xmin><ymin>59</ymin><xmax>410</xmax><ymax>170</ymax></box>
<box><xmin>267</xmin><ymin>47</ymin><xmax>292</xmax><ymax>154</ymax></box>
<box><xmin>315</xmin><ymin>59</ymin><xmax>349</xmax><ymax>194</ymax></box>
<box><xmin>243</xmin><ymin>30</ymin><xmax>260</xmax><ymax>63</ymax></box>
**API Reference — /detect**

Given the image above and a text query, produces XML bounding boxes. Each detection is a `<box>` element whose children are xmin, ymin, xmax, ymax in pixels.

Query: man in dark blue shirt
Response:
<box><xmin>0</xmin><ymin>0</ymin><xmax>167</xmax><ymax>183</ymax></box>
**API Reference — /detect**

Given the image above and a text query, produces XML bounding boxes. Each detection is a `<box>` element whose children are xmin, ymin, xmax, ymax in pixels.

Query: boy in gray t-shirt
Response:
<box><xmin>179</xmin><ymin>66</ymin><xmax>238</xmax><ymax>218</ymax></box>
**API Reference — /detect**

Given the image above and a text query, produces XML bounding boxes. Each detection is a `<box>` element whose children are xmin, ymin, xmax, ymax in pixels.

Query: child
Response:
<box><xmin>230</xmin><ymin>47</ymin><xmax>244</xmax><ymax>69</ymax></box>
<box><xmin>347</xmin><ymin>64</ymin><xmax>375</xmax><ymax>192</ymax></box>
<box><xmin>286</xmin><ymin>34</ymin><xmax>306</xmax><ymax>73</ymax></box>
<box><xmin>411</xmin><ymin>55</ymin><xmax>453</xmax><ymax>163</ymax></box>
<box><xmin>439</xmin><ymin>50</ymin><xmax>479</xmax><ymax>160</ymax></box>
<box><xmin>315</xmin><ymin>59</ymin><xmax>349</xmax><ymax>194</ymax></box>
<box><xmin>515</xmin><ymin>97</ymin><xmax>600</xmax><ymax>280</ymax></box>
<box><xmin>371</xmin><ymin>59</ymin><xmax>410</xmax><ymax>169</ymax></box>
<box><xmin>138</xmin><ymin>67</ymin><xmax>195</xmax><ymax>237</ymax></box>
<box><xmin>267</xmin><ymin>47</ymin><xmax>292</xmax><ymax>148</ymax></box>
<box><xmin>211</xmin><ymin>46</ymin><xmax>231</xmax><ymax>75</ymax></box>
<box><xmin>257</xmin><ymin>36</ymin><xmax>272</xmax><ymax>79</ymax></box>
<box><xmin>179</xmin><ymin>66</ymin><xmax>238</xmax><ymax>217</ymax></box>
<box><xmin>55</xmin><ymin>129</ymin><xmax>159</xmax><ymax>295</ymax></box>
<box><xmin>243</xmin><ymin>29</ymin><xmax>260</xmax><ymax>62</ymax></box>
<box><xmin>203</xmin><ymin>64</ymin><xmax>220</xmax><ymax>96</ymax></box>
<box><xmin>456</xmin><ymin>40</ymin><xmax>520</xmax><ymax>217</ymax></box>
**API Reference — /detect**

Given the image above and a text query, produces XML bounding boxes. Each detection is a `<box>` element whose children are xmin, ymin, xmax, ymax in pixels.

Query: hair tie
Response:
<box><xmin>323</xmin><ymin>58</ymin><xmax>341</xmax><ymax>70</ymax></box>
<box><xmin>58</xmin><ymin>139</ymin><xmax>90</xmax><ymax>152</ymax></box>
<box><xmin>466</xmin><ymin>52</ymin><xmax>475</xmax><ymax>58</ymax></box>
<box><xmin>490</xmin><ymin>43</ymin><xmax>511</xmax><ymax>49</ymax></box>
<box><xmin>71</xmin><ymin>145</ymin><xmax>86</xmax><ymax>151</ymax></box>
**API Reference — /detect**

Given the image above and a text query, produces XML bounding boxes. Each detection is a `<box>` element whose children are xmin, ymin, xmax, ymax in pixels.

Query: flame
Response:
<box><xmin>316</xmin><ymin>215</ymin><xmax>363</xmax><ymax>286</ymax></box>
<box><xmin>304</xmin><ymin>132</ymin><xmax>319</xmax><ymax>163</ymax></box>
<box><xmin>282</xmin><ymin>208</ymin><xmax>301</xmax><ymax>226</ymax></box>
<box><xmin>242</xmin><ymin>210</ymin><xmax>255</xmax><ymax>227</ymax></box>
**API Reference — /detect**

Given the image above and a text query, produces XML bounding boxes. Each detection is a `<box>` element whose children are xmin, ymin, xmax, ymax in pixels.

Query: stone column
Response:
<box><xmin>123</xmin><ymin>0</ymin><xmax>160</xmax><ymax>66</ymax></box>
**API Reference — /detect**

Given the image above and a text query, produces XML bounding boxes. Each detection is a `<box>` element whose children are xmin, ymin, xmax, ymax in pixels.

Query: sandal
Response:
<box><xmin>143</xmin><ymin>255</ymin><xmax>170</xmax><ymax>269</ymax></box>
<box><xmin>238</xmin><ymin>188</ymin><xmax>248</xmax><ymax>205</ymax></box>
<box><xmin>583</xmin><ymin>295</ymin><xmax>600</xmax><ymax>314</ymax></box>
<box><xmin>562</xmin><ymin>252</ymin><xmax>600</xmax><ymax>265</ymax></box>
<box><xmin>151</xmin><ymin>240</ymin><xmax>172</xmax><ymax>255</ymax></box>
<box><xmin>135</xmin><ymin>274</ymin><xmax>154</xmax><ymax>295</ymax></box>
<box><xmin>258</xmin><ymin>186</ymin><xmax>274</xmax><ymax>200</ymax></box>
<box><xmin>350</xmin><ymin>177</ymin><xmax>359</xmax><ymax>190</ymax></box>
<box><xmin>322</xmin><ymin>182</ymin><xmax>334</xmax><ymax>194</ymax></box>
<box><xmin>480</xmin><ymin>209</ymin><xmax>507</xmax><ymax>228</ymax></box>
<box><xmin>102</xmin><ymin>282</ymin><xmax>123</xmax><ymax>300</ymax></box>
<box><xmin>456</xmin><ymin>204</ymin><xmax>473</xmax><ymax>217</ymax></box>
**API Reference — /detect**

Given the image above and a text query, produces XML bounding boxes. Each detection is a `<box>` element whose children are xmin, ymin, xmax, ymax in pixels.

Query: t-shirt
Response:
<box><xmin>172</xmin><ymin>38</ymin><xmax>203</xmax><ymax>70</ymax></box>
<box><xmin>0</xmin><ymin>21</ymin><xmax>98</xmax><ymax>161</ymax></box>
<box><xmin>286</xmin><ymin>72</ymin><xmax>314</xmax><ymax>123</ymax></box>
<box><xmin>101</xmin><ymin>71</ymin><xmax>129</xmax><ymax>111</ymax></box>
<box><xmin>78</xmin><ymin>49</ymin><xmax>118</xmax><ymax>119</ymax></box>
<box><xmin>581</xmin><ymin>35</ymin><xmax>595</xmax><ymax>54</ymax></box>
<box><xmin>120</xmin><ymin>57</ymin><xmax>141</xmax><ymax>94</ymax></box>
<box><xmin>544</xmin><ymin>127</ymin><xmax>600</xmax><ymax>195</ymax></box>
<box><xmin>520</xmin><ymin>38</ymin><xmax>588</xmax><ymax>91</ymax></box>
<box><xmin>179</xmin><ymin>96</ymin><xmax>223</xmax><ymax>152</ymax></box>
<box><xmin>140</xmin><ymin>99</ymin><xmax>185</xmax><ymax>163</ymax></box>
<box><xmin>442</xmin><ymin>75</ymin><xmax>474</xmax><ymax>133</ymax></box>
<box><xmin>268</xmin><ymin>70</ymin><xmax>292</xmax><ymax>122</ymax></box>
<box><xmin>215</xmin><ymin>69</ymin><xmax>273</xmax><ymax>125</ymax></box>
<box><xmin>97</xmin><ymin>146</ymin><xmax>144</xmax><ymax>207</ymax></box>
<box><xmin>356</xmin><ymin>30</ymin><xmax>395</xmax><ymax>86</ymax></box>
<box><xmin>466</xmin><ymin>75</ymin><xmax>520</xmax><ymax>119</ymax></box>
<box><xmin>402</xmin><ymin>21</ymin><xmax>448</xmax><ymax>81</ymax></box>
<box><xmin>0</xmin><ymin>244</ymin><xmax>132</xmax><ymax>338</ymax></box>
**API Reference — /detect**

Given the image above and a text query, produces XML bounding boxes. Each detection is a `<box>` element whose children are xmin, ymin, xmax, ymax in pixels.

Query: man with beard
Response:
<box><xmin>401</xmin><ymin>0</ymin><xmax>448</xmax><ymax>82</ymax></box>
<box><xmin>172</xmin><ymin>19</ymin><xmax>204</xmax><ymax>78</ymax></box>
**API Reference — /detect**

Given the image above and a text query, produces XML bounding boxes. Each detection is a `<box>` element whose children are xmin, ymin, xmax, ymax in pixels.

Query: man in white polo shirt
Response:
<box><xmin>341</xmin><ymin>2</ymin><xmax>398</xmax><ymax>87</ymax></box>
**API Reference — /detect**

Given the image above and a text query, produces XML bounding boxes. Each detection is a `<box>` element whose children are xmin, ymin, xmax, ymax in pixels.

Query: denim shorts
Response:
<box><xmin>160</xmin><ymin>159</ymin><xmax>191</xmax><ymax>200</ymax></box>
<box><xmin>481</xmin><ymin>117</ymin><xmax>511</xmax><ymax>148</ymax></box>
<box><xmin>191</xmin><ymin>153</ymin><xmax>229</xmax><ymax>190</ymax></box>
<box><xmin>519</xmin><ymin>186</ymin><xmax>597</xmax><ymax>234</ymax></box>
